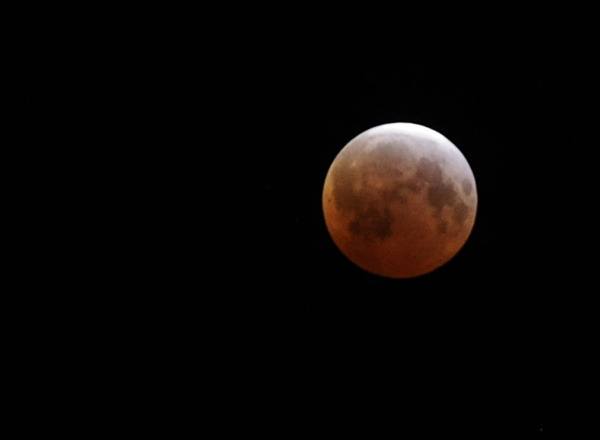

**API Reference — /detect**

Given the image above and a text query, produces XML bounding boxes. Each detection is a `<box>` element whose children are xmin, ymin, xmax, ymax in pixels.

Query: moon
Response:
<box><xmin>322</xmin><ymin>123</ymin><xmax>477</xmax><ymax>278</ymax></box>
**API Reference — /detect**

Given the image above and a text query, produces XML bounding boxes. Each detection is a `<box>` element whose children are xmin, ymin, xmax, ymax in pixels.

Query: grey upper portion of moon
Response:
<box><xmin>323</xmin><ymin>123</ymin><xmax>477</xmax><ymax>278</ymax></box>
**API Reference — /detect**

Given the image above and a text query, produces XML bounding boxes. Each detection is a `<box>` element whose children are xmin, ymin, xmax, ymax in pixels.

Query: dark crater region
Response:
<box><xmin>331</xmin><ymin>149</ymin><xmax>471</xmax><ymax>240</ymax></box>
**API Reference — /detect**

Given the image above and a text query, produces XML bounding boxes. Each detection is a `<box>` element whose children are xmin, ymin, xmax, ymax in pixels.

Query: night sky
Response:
<box><xmin>222</xmin><ymin>53</ymin><xmax>560</xmax><ymax>435</ymax></box>
<box><xmin>30</xmin><ymin>8</ymin><xmax>600</xmax><ymax>436</ymax></box>
<box><xmin>103</xmin><ymin>41</ymin><xmax>585</xmax><ymax>435</ymax></box>
<box><xmin>200</xmin><ymin>34</ymin><xmax>596</xmax><ymax>435</ymax></box>
<box><xmin>61</xmin><ymin>18</ymin><xmax>597</xmax><ymax>434</ymax></box>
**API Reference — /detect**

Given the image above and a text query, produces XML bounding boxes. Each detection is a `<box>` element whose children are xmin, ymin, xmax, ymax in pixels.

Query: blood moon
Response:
<box><xmin>322</xmin><ymin>123</ymin><xmax>477</xmax><ymax>278</ymax></box>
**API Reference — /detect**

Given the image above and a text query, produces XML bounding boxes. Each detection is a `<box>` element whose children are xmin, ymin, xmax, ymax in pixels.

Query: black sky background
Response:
<box><xmin>241</xmin><ymin>58</ymin><xmax>548</xmax><ymax>434</ymax></box>
<box><xmin>178</xmin><ymin>46</ymin><xmax>579</xmax><ymax>434</ymax></box>
<box><xmin>34</xmin><ymin>15</ymin><xmax>600</xmax><ymax>434</ymax></box>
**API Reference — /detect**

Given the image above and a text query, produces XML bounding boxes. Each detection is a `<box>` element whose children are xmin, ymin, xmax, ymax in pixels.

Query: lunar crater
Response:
<box><xmin>453</xmin><ymin>201</ymin><xmax>470</xmax><ymax>225</ymax></box>
<box><xmin>348</xmin><ymin>205</ymin><xmax>393</xmax><ymax>241</ymax></box>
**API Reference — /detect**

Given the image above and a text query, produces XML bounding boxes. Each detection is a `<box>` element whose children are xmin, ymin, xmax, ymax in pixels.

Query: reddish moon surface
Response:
<box><xmin>322</xmin><ymin>123</ymin><xmax>477</xmax><ymax>278</ymax></box>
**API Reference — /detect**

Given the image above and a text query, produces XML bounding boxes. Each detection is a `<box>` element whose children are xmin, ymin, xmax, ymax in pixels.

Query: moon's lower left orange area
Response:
<box><xmin>322</xmin><ymin>123</ymin><xmax>477</xmax><ymax>278</ymax></box>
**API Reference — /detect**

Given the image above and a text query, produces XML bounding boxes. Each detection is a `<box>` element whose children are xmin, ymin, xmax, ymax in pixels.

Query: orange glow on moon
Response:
<box><xmin>322</xmin><ymin>123</ymin><xmax>477</xmax><ymax>278</ymax></box>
